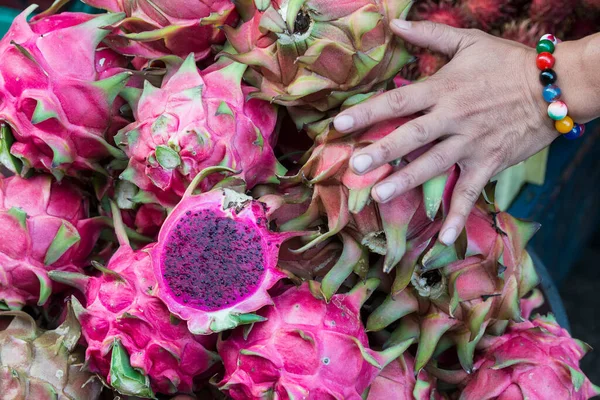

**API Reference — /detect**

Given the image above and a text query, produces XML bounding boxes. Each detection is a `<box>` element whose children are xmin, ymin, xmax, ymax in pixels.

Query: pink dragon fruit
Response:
<box><xmin>366</xmin><ymin>187</ymin><xmax>541</xmax><ymax>373</ymax></box>
<box><xmin>279</xmin><ymin>113</ymin><xmax>446</xmax><ymax>299</ymax></box>
<box><xmin>82</xmin><ymin>0</ymin><xmax>238</xmax><ymax>65</ymax></box>
<box><xmin>221</xmin><ymin>0</ymin><xmax>413</xmax><ymax>113</ymax></box>
<box><xmin>115</xmin><ymin>55</ymin><xmax>283</xmax><ymax>207</ymax></box>
<box><xmin>149</xmin><ymin>169</ymin><xmax>306</xmax><ymax>334</ymax></box>
<box><xmin>49</xmin><ymin>203</ymin><xmax>220</xmax><ymax>397</ymax></box>
<box><xmin>0</xmin><ymin>6</ymin><xmax>131</xmax><ymax>179</ymax></box>
<box><xmin>431</xmin><ymin>315</ymin><xmax>600</xmax><ymax>400</ymax></box>
<box><xmin>366</xmin><ymin>353</ymin><xmax>441</xmax><ymax>400</ymax></box>
<box><xmin>217</xmin><ymin>280</ymin><xmax>411</xmax><ymax>399</ymax></box>
<box><xmin>0</xmin><ymin>175</ymin><xmax>103</xmax><ymax>310</ymax></box>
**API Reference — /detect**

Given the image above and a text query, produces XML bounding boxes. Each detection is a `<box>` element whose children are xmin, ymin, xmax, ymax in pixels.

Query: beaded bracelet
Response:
<box><xmin>536</xmin><ymin>34</ymin><xmax>585</xmax><ymax>140</ymax></box>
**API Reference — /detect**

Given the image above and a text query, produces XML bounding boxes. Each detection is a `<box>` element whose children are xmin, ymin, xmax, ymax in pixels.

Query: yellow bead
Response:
<box><xmin>555</xmin><ymin>116</ymin><xmax>574</xmax><ymax>134</ymax></box>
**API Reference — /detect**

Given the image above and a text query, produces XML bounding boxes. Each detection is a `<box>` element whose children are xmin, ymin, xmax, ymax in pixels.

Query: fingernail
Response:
<box><xmin>352</xmin><ymin>154</ymin><xmax>373</xmax><ymax>174</ymax></box>
<box><xmin>440</xmin><ymin>227</ymin><xmax>457</xmax><ymax>246</ymax></box>
<box><xmin>392</xmin><ymin>19</ymin><xmax>412</xmax><ymax>30</ymax></box>
<box><xmin>334</xmin><ymin>115</ymin><xmax>354</xmax><ymax>132</ymax></box>
<box><xmin>374</xmin><ymin>183</ymin><xmax>396</xmax><ymax>202</ymax></box>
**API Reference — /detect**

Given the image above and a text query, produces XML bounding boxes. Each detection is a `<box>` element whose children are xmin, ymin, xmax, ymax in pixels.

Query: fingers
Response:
<box><xmin>439</xmin><ymin>167</ymin><xmax>493</xmax><ymax>245</ymax></box>
<box><xmin>370</xmin><ymin>138</ymin><xmax>462</xmax><ymax>203</ymax></box>
<box><xmin>390</xmin><ymin>20</ymin><xmax>476</xmax><ymax>57</ymax></box>
<box><xmin>349</xmin><ymin>113</ymin><xmax>448</xmax><ymax>176</ymax></box>
<box><xmin>333</xmin><ymin>82</ymin><xmax>435</xmax><ymax>133</ymax></box>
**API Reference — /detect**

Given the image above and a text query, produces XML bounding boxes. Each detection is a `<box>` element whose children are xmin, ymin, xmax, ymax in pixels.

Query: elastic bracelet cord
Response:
<box><xmin>536</xmin><ymin>34</ymin><xmax>585</xmax><ymax>140</ymax></box>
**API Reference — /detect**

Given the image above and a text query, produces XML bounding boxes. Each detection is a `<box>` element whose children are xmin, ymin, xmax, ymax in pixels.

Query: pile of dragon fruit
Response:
<box><xmin>0</xmin><ymin>0</ymin><xmax>598</xmax><ymax>399</ymax></box>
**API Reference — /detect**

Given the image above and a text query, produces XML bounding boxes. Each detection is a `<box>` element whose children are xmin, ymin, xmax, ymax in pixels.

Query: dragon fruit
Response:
<box><xmin>0</xmin><ymin>306</ymin><xmax>103</xmax><ymax>400</ymax></box>
<box><xmin>217</xmin><ymin>280</ymin><xmax>411</xmax><ymax>399</ymax></box>
<box><xmin>280</xmin><ymin>112</ymin><xmax>443</xmax><ymax>298</ymax></box>
<box><xmin>0</xmin><ymin>175</ymin><xmax>104</xmax><ymax>310</ymax></box>
<box><xmin>82</xmin><ymin>0</ymin><xmax>238</xmax><ymax>65</ymax></box>
<box><xmin>221</xmin><ymin>0</ymin><xmax>413</xmax><ymax>113</ymax></box>
<box><xmin>366</xmin><ymin>353</ymin><xmax>441</xmax><ymax>399</ymax></box>
<box><xmin>0</xmin><ymin>6</ymin><xmax>131</xmax><ymax>180</ymax></box>
<box><xmin>49</xmin><ymin>203</ymin><xmax>220</xmax><ymax>397</ymax></box>
<box><xmin>431</xmin><ymin>315</ymin><xmax>600</xmax><ymax>400</ymax></box>
<box><xmin>115</xmin><ymin>55</ymin><xmax>283</xmax><ymax>207</ymax></box>
<box><xmin>149</xmin><ymin>169</ymin><xmax>307</xmax><ymax>335</ymax></box>
<box><xmin>366</xmin><ymin>189</ymin><xmax>541</xmax><ymax>373</ymax></box>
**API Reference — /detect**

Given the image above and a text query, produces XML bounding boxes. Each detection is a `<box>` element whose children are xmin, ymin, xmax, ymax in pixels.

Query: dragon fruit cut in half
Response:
<box><xmin>150</xmin><ymin>168</ymin><xmax>307</xmax><ymax>335</ymax></box>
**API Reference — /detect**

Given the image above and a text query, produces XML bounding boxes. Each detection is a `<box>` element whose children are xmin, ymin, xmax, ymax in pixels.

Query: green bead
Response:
<box><xmin>536</xmin><ymin>39</ymin><xmax>555</xmax><ymax>54</ymax></box>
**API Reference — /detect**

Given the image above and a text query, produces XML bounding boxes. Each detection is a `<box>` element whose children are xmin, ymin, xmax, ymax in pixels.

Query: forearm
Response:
<box><xmin>556</xmin><ymin>33</ymin><xmax>600</xmax><ymax>123</ymax></box>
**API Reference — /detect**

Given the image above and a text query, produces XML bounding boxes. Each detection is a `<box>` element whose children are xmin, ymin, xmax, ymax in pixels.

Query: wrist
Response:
<box><xmin>553</xmin><ymin>35</ymin><xmax>600</xmax><ymax>123</ymax></box>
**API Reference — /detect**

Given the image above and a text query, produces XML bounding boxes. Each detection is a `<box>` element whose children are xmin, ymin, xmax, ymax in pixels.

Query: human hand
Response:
<box><xmin>333</xmin><ymin>20</ymin><xmax>590</xmax><ymax>245</ymax></box>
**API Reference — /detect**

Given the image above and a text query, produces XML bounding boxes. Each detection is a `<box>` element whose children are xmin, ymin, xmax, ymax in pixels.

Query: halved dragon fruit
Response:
<box><xmin>49</xmin><ymin>202</ymin><xmax>220</xmax><ymax>397</ymax></box>
<box><xmin>150</xmin><ymin>170</ymin><xmax>306</xmax><ymax>334</ymax></box>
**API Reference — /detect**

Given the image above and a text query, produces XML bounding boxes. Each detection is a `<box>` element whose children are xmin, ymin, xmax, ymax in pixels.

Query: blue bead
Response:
<box><xmin>542</xmin><ymin>85</ymin><xmax>561</xmax><ymax>102</ymax></box>
<box><xmin>564</xmin><ymin>124</ymin><xmax>582</xmax><ymax>140</ymax></box>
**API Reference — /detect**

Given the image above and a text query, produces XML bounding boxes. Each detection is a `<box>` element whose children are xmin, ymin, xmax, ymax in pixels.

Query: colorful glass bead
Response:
<box><xmin>540</xmin><ymin>34</ymin><xmax>558</xmax><ymax>45</ymax></box>
<box><xmin>542</xmin><ymin>85</ymin><xmax>561</xmax><ymax>102</ymax></box>
<box><xmin>548</xmin><ymin>101</ymin><xmax>568</xmax><ymax>120</ymax></box>
<box><xmin>555</xmin><ymin>116</ymin><xmax>574</xmax><ymax>134</ymax></box>
<box><xmin>536</xmin><ymin>52</ymin><xmax>555</xmax><ymax>70</ymax></box>
<box><xmin>564</xmin><ymin>124</ymin><xmax>584</xmax><ymax>140</ymax></box>
<box><xmin>536</xmin><ymin>39</ymin><xmax>555</xmax><ymax>54</ymax></box>
<box><xmin>540</xmin><ymin>69</ymin><xmax>557</xmax><ymax>85</ymax></box>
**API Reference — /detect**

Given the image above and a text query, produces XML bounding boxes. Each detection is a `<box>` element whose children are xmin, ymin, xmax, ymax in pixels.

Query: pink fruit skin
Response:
<box><xmin>115</xmin><ymin>56</ymin><xmax>282</xmax><ymax>207</ymax></box>
<box><xmin>460</xmin><ymin>317</ymin><xmax>600</xmax><ymax>400</ymax></box>
<box><xmin>72</xmin><ymin>243</ymin><xmax>220</xmax><ymax>394</ymax></box>
<box><xmin>84</xmin><ymin>0</ymin><xmax>238</xmax><ymax>63</ymax></box>
<box><xmin>218</xmin><ymin>283</ymin><xmax>392</xmax><ymax>399</ymax></box>
<box><xmin>0</xmin><ymin>175</ymin><xmax>102</xmax><ymax>309</ymax></box>
<box><xmin>0</xmin><ymin>8</ymin><xmax>130</xmax><ymax>178</ymax></box>
<box><xmin>367</xmin><ymin>354</ymin><xmax>441</xmax><ymax>400</ymax></box>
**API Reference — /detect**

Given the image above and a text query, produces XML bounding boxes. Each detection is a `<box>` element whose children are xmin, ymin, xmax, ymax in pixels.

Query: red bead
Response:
<box><xmin>536</xmin><ymin>52</ymin><xmax>555</xmax><ymax>70</ymax></box>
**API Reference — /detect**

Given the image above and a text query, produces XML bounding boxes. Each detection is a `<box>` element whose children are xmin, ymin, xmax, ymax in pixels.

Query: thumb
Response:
<box><xmin>390</xmin><ymin>19</ymin><xmax>474</xmax><ymax>57</ymax></box>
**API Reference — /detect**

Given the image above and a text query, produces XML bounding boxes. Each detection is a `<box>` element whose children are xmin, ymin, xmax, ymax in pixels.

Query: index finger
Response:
<box><xmin>333</xmin><ymin>82</ymin><xmax>436</xmax><ymax>134</ymax></box>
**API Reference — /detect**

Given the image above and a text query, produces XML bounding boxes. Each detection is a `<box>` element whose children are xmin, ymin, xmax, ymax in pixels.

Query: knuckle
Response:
<box><xmin>411</xmin><ymin>121</ymin><xmax>430</xmax><ymax>144</ymax></box>
<box><xmin>458</xmin><ymin>184</ymin><xmax>481</xmax><ymax>208</ymax></box>
<box><xmin>377</xmin><ymin>140</ymin><xmax>399</xmax><ymax>162</ymax></box>
<box><xmin>397</xmin><ymin>170</ymin><xmax>417</xmax><ymax>188</ymax></box>
<box><xmin>357</xmin><ymin>106</ymin><xmax>375</xmax><ymax>127</ymax></box>
<box><xmin>428</xmin><ymin>149</ymin><xmax>450</xmax><ymax>171</ymax></box>
<box><xmin>385</xmin><ymin>90</ymin><xmax>406</xmax><ymax>114</ymax></box>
